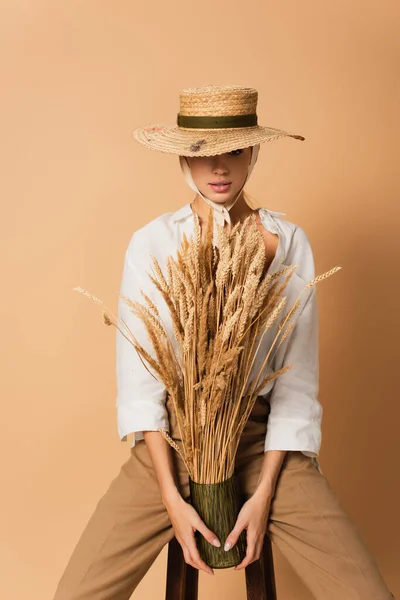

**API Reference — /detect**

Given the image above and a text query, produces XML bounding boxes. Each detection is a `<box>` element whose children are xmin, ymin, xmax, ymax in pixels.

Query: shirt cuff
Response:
<box><xmin>117</xmin><ymin>399</ymin><xmax>170</xmax><ymax>447</ymax></box>
<box><xmin>263</xmin><ymin>416</ymin><xmax>321</xmax><ymax>458</ymax></box>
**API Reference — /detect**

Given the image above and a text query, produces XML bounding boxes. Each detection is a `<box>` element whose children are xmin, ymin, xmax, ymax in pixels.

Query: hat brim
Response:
<box><xmin>131</xmin><ymin>123</ymin><xmax>305</xmax><ymax>157</ymax></box>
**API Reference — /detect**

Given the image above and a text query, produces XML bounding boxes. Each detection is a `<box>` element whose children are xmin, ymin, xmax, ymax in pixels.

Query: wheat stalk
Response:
<box><xmin>74</xmin><ymin>209</ymin><xmax>341</xmax><ymax>484</ymax></box>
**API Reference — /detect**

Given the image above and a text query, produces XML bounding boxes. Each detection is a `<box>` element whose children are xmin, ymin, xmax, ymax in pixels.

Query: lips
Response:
<box><xmin>209</xmin><ymin>182</ymin><xmax>231</xmax><ymax>193</ymax></box>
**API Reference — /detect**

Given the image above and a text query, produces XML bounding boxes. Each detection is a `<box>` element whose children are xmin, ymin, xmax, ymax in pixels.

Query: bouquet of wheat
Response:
<box><xmin>74</xmin><ymin>207</ymin><xmax>340</xmax><ymax>568</ymax></box>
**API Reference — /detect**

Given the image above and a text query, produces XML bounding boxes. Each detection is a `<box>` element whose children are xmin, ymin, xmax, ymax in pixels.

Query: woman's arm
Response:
<box><xmin>142</xmin><ymin>431</ymin><xmax>181</xmax><ymax>505</ymax></box>
<box><xmin>255</xmin><ymin>449</ymin><xmax>287</xmax><ymax>498</ymax></box>
<box><xmin>143</xmin><ymin>431</ymin><xmax>220</xmax><ymax>576</ymax></box>
<box><xmin>116</xmin><ymin>238</ymin><xmax>170</xmax><ymax>443</ymax></box>
<box><xmin>263</xmin><ymin>226</ymin><xmax>322</xmax><ymax>457</ymax></box>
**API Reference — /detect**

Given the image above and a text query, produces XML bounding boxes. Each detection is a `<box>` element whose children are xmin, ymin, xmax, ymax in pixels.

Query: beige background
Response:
<box><xmin>1</xmin><ymin>1</ymin><xmax>399</xmax><ymax>598</ymax></box>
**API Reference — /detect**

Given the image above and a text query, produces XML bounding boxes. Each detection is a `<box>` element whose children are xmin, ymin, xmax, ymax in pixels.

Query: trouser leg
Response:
<box><xmin>52</xmin><ymin>435</ymin><xmax>190</xmax><ymax>600</ymax></box>
<box><xmin>52</xmin><ymin>394</ymin><xmax>394</xmax><ymax>600</ymax></box>
<box><xmin>234</xmin><ymin>397</ymin><xmax>394</xmax><ymax>600</ymax></box>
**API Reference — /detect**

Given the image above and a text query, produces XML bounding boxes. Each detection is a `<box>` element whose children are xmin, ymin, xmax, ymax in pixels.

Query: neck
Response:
<box><xmin>191</xmin><ymin>191</ymin><xmax>253</xmax><ymax>226</ymax></box>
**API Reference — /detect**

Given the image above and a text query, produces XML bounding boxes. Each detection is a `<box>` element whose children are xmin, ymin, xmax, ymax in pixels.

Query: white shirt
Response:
<box><xmin>116</xmin><ymin>203</ymin><xmax>323</xmax><ymax>472</ymax></box>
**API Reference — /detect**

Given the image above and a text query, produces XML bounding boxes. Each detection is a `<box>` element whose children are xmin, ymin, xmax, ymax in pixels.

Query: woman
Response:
<box><xmin>52</xmin><ymin>85</ymin><xmax>394</xmax><ymax>599</ymax></box>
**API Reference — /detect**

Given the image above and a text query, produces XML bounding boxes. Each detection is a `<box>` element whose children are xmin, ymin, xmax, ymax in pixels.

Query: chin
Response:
<box><xmin>211</xmin><ymin>197</ymin><xmax>230</xmax><ymax>203</ymax></box>
<box><xmin>207</xmin><ymin>193</ymin><xmax>236</xmax><ymax>204</ymax></box>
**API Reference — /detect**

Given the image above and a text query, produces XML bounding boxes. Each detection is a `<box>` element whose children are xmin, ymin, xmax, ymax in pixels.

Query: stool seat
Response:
<box><xmin>165</xmin><ymin>534</ymin><xmax>277</xmax><ymax>600</ymax></box>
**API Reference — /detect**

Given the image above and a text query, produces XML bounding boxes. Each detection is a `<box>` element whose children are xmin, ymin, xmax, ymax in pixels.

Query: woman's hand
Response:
<box><xmin>224</xmin><ymin>487</ymin><xmax>272</xmax><ymax>570</ymax></box>
<box><xmin>143</xmin><ymin>431</ymin><xmax>219</xmax><ymax>575</ymax></box>
<box><xmin>163</xmin><ymin>489</ymin><xmax>221</xmax><ymax>575</ymax></box>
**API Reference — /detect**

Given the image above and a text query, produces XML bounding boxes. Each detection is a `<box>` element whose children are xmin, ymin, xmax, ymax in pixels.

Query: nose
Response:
<box><xmin>211</xmin><ymin>154</ymin><xmax>228</xmax><ymax>173</ymax></box>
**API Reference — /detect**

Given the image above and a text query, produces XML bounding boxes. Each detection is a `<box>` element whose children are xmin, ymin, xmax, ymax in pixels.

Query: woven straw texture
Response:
<box><xmin>132</xmin><ymin>84</ymin><xmax>305</xmax><ymax>157</ymax></box>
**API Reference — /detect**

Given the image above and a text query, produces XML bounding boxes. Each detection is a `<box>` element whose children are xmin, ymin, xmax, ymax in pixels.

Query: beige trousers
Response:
<box><xmin>52</xmin><ymin>394</ymin><xmax>394</xmax><ymax>600</ymax></box>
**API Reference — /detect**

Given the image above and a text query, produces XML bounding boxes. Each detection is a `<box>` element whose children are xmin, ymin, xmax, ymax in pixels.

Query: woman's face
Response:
<box><xmin>186</xmin><ymin>147</ymin><xmax>253</xmax><ymax>204</ymax></box>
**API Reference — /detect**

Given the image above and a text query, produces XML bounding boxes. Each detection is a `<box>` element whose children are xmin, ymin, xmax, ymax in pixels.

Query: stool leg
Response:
<box><xmin>262</xmin><ymin>534</ymin><xmax>277</xmax><ymax>599</ymax></box>
<box><xmin>245</xmin><ymin>534</ymin><xmax>277</xmax><ymax>600</ymax></box>
<box><xmin>165</xmin><ymin>536</ymin><xmax>199</xmax><ymax>600</ymax></box>
<box><xmin>185</xmin><ymin>562</ymin><xmax>199</xmax><ymax>600</ymax></box>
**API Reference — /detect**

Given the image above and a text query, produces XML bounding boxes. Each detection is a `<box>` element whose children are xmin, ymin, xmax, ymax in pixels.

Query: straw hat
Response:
<box><xmin>132</xmin><ymin>84</ymin><xmax>305</xmax><ymax>157</ymax></box>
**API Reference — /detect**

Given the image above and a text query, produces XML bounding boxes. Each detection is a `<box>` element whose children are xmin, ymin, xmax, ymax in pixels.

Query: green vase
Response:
<box><xmin>189</xmin><ymin>474</ymin><xmax>247</xmax><ymax>568</ymax></box>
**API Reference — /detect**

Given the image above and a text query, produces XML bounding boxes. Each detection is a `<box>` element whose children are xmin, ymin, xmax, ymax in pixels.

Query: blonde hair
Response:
<box><xmin>243</xmin><ymin>189</ymin><xmax>259</xmax><ymax>210</ymax></box>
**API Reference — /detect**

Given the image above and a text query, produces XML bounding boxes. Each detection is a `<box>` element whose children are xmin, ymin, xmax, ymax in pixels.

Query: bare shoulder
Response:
<box><xmin>254</xmin><ymin>211</ymin><xmax>279</xmax><ymax>259</ymax></box>
<box><xmin>253</xmin><ymin>208</ymin><xmax>314</xmax><ymax>277</ymax></box>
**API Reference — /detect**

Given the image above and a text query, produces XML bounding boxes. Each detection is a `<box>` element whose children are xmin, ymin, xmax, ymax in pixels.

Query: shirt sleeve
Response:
<box><xmin>116</xmin><ymin>238</ymin><xmax>169</xmax><ymax>447</ymax></box>
<box><xmin>264</xmin><ymin>226</ymin><xmax>323</xmax><ymax>457</ymax></box>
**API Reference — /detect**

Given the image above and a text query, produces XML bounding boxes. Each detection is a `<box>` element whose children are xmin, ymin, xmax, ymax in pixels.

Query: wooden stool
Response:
<box><xmin>165</xmin><ymin>534</ymin><xmax>277</xmax><ymax>600</ymax></box>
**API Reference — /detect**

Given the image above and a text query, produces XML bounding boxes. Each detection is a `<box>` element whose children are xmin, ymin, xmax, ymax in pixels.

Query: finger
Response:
<box><xmin>177</xmin><ymin>531</ymin><xmax>214</xmax><ymax>575</ymax></box>
<box><xmin>224</xmin><ymin>520</ymin><xmax>246</xmax><ymax>552</ymax></box>
<box><xmin>183</xmin><ymin>553</ymin><xmax>195</xmax><ymax>569</ymax></box>
<box><xmin>187</xmin><ymin>541</ymin><xmax>214</xmax><ymax>576</ymax></box>
<box><xmin>233</xmin><ymin>554</ymin><xmax>258</xmax><ymax>570</ymax></box>
<box><xmin>233</xmin><ymin>542</ymin><xmax>263</xmax><ymax>570</ymax></box>
<box><xmin>183</xmin><ymin>548</ymin><xmax>201</xmax><ymax>572</ymax></box>
<box><xmin>233</xmin><ymin>548</ymin><xmax>257</xmax><ymax>571</ymax></box>
<box><xmin>232</xmin><ymin>533</ymin><xmax>257</xmax><ymax>570</ymax></box>
<box><xmin>193</xmin><ymin>516</ymin><xmax>221</xmax><ymax>548</ymax></box>
<box><xmin>188</xmin><ymin>542</ymin><xmax>214</xmax><ymax>575</ymax></box>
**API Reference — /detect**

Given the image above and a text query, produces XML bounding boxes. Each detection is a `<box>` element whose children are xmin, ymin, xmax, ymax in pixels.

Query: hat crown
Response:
<box><xmin>179</xmin><ymin>85</ymin><xmax>258</xmax><ymax>117</ymax></box>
